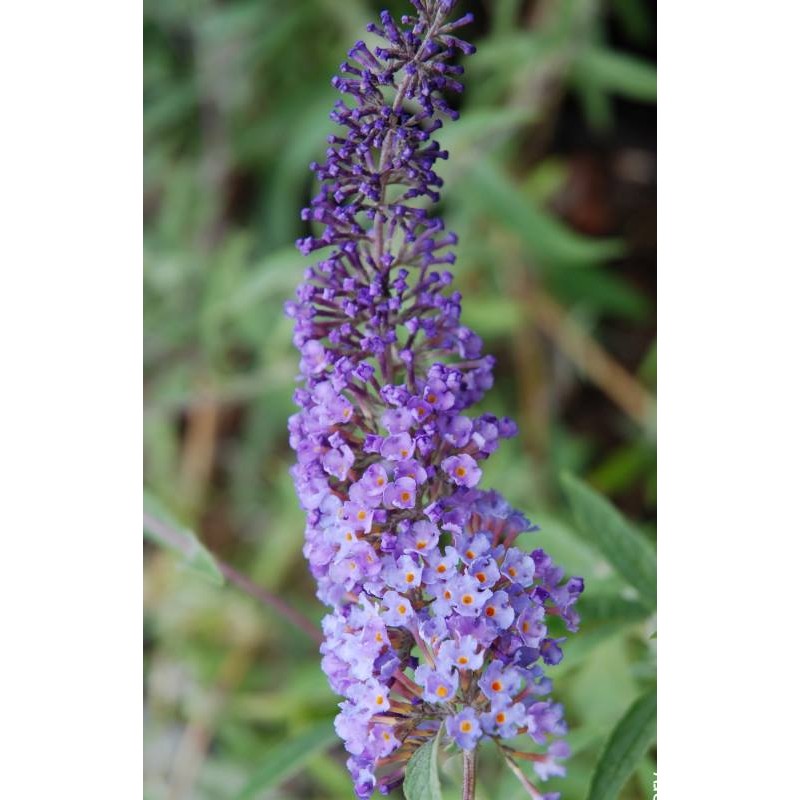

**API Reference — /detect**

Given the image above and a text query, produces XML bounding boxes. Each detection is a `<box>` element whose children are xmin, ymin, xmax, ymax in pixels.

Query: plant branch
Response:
<box><xmin>144</xmin><ymin>511</ymin><xmax>323</xmax><ymax>644</ymax></box>
<box><xmin>215</xmin><ymin>560</ymin><xmax>323</xmax><ymax>644</ymax></box>
<box><xmin>497</xmin><ymin>743</ymin><xmax>542</xmax><ymax>800</ymax></box>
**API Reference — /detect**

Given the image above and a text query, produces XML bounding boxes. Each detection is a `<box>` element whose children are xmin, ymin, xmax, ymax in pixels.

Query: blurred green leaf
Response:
<box><xmin>612</xmin><ymin>0</ymin><xmax>654</xmax><ymax>44</ymax></box>
<box><xmin>556</xmin><ymin>595</ymin><xmax>651</xmax><ymax>668</ymax></box>
<box><xmin>461</xmin><ymin>296</ymin><xmax>525</xmax><ymax>338</ymax></box>
<box><xmin>217</xmin><ymin>246</ymin><xmax>306</xmax><ymax>317</ymax></box>
<box><xmin>560</xmin><ymin>472</ymin><xmax>656</xmax><ymax>610</ymax></box>
<box><xmin>462</xmin><ymin>161</ymin><xmax>623</xmax><ymax>268</ymax></box>
<box><xmin>233</xmin><ymin>721</ymin><xmax>338</xmax><ymax>800</ymax></box>
<box><xmin>306</xmin><ymin>752</ymin><xmax>357</xmax><ymax>797</ymax></box>
<box><xmin>232</xmin><ymin>664</ymin><xmax>335</xmax><ymax>722</ymax></box>
<box><xmin>578</xmin><ymin>594</ymin><xmax>652</xmax><ymax>626</ymax></box>
<box><xmin>575</xmin><ymin>47</ymin><xmax>657</xmax><ymax>103</ymax></box>
<box><xmin>548</xmin><ymin>266</ymin><xmax>650</xmax><ymax>321</ymax></box>
<box><xmin>574</xmin><ymin>71</ymin><xmax>615</xmax><ymax>133</ymax></box>
<box><xmin>470</xmin><ymin>32</ymin><xmax>550</xmax><ymax>75</ymax></box>
<box><xmin>403</xmin><ymin>725</ymin><xmax>444</xmax><ymax>800</ymax></box>
<box><xmin>589</xmin><ymin>442</ymin><xmax>655</xmax><ymax>496</ymax></box>
<box><xmin>638</xmin><ymin>339</ymin><xmax>657</xmax><ymax>388</ymax></box>
<box><xmin>586</xmin><ymin>688</ymin><xmax>656</xmax><ymax>800</ymax></box>
<box><xmin>143</xmin><ymin>491</ymin><xmax>224</xmax><ymax>587</ymax></box>
<box><xmin>491</xmin><ymin>0</ymin><xmax>528</xmax><ymax>35</ymax></box>
<box><xmin>438</xmin><ymin>107</ymin><xmax>538</xmax><ymax>183</ymax></box>
<box><xmin>568</xmin><ymin>636</ymin><xmax>639</xmax><ymax>731</ymax></box>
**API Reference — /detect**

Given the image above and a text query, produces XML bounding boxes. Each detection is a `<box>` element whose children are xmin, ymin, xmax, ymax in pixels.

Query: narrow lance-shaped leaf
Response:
<box><xmin>587</xmin><ymin>688</ymin><xmax>657</xmax><ymax>800</ymax></box>
<box><xmin>234</xmin><ymin>721</ymin><xmax>338</xmax><ymax>800</ymax></box>
<box><xmin>575</xmin><ymin>47</ymin><xmax>657</xmax><ymax>103</ymax></box>
<box><xmin>461</xmin><ymin>160</ymin><xmax>624</xmax><ymax>268</ymax></box>
<box><xmin>560</xmin><ymin>472</ymin><xmax>656</xmax><ymax>610</ymax></box>
<box><xmin>403</xmin><ymin>725</ymin><xmax>444</xmax><ymax>800</ymax></box>
<box><xmin>143</xmin><ymin>490</ymin><xmax>224</xmax><ymax>586</ymax></box>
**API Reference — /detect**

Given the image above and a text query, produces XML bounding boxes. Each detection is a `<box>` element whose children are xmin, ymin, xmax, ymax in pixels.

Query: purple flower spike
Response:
<box><xmin>287</xmin><ymin>2</ymin><xmax>583</xmax><ymax>796</ymax></box>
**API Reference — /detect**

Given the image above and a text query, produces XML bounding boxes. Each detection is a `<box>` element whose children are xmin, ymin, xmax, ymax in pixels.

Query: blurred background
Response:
<box><xmin>144</xmin><ymin>1</ymin><xmax>656</xmax><ymax>798</ymax></box>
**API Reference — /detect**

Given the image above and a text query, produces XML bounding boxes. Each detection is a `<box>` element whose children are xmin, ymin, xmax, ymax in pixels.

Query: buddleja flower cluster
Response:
<box><xmin>286</xmin><ymin>2</ymin><xmax>583</xmax><ymax>797</ymax></box>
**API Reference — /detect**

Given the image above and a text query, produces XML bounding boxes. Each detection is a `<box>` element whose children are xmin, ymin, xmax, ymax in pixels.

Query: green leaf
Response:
<box><xmin>612</xmin><ymin>0</ymin><xmax>654</xmax><ymax>44</ymax></box>
<box><xmin>403</xmin><ymin>725</ymin><xmax>443</xmax><ymax>800</ymax></box>
<box><xmin>575</xmin><ymin>48</ymin><xmax>657</xmax><ymax>103</ymax></box>
<box><xmin>461</xmin><ymin>161</ymin><xmax>624</xmax><ymax>268</ymax></box>
<box><xmin>587</xmin><ymin>689</ymin><xmax>657</xmax><ymax>800</ymax></box>
<box><xmin>234</xmin><ymin>722</ymin><xmax>338</xmax><ymax>800</ymax></box>
<box><xmin>143</xmin><ymin>490</ymin><xmax>224</xmax><ymax>586</ymax></box>
<box><xmin>215</xmin><ymin>246</ymin><xmax>306</xmax><ymax>318</ymax></box>
<box><xmin>547</xmin><ymin>260</ymin><xmax>650</xmax><ymax>320</ymax></box>
<box><xmin>578</xmin><ymin>594</ymin><xmax>652</xmax><ymax>626</ymax></box>
<box><xmin>560</xmin><ymin>472</ymin><xmax>656</xmax><ymax>610</ymax></box>
<box><xmin>437</xmin><ymin>107</ymin><xmax>539</xmax><ymax>185</ymax></box>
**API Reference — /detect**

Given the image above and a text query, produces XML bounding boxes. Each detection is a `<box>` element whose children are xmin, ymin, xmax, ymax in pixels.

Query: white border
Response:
<box><xmin>1</xmin><ymin>2</ymin><xmax>142</xmax><ymax>796</ymax></box>
<box><xmin>659</xmin><ymin>1</ymin><xmax>799</xmax><ymax>796</ymax></box>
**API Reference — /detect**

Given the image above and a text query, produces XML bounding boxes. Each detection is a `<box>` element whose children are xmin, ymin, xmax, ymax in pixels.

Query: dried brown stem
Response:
<box><xmin>526</xmin><ymin>287</ymin><xmax>655</xmax><ymax>427</ymax></box>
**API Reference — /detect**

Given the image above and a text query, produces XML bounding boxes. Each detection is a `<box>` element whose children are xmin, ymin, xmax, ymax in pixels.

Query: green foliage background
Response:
<box><xmin>144</xmin><ymin>1</ymin><xmax>656</xmax><ymax>798</ymax></box>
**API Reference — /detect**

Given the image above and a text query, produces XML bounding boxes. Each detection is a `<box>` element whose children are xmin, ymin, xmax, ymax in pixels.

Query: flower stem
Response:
<box><xmin>216</xmin><ymin>560</ymin><xmax>323</xmax><ymax>644</ymax></box>
<box><xmin>144</xmin><ymin>510</ymin><xmax>322</xmax><ymax>643</ymax></box>
<box><xmin>462</xmin><ymin>748</ymin><xmax>476</xmax><ymax>800</ymax></box>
